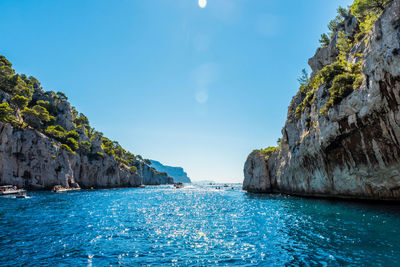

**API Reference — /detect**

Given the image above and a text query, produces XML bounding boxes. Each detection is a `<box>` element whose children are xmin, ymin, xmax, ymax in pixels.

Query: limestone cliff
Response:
<box><xmin>150</xmin><ymin>160</ymin><xmax>191</xmax><ymax>183</ymax></box>
<box><xmin>243</xmin><ymin>0</ymin><xmax>400</xmax><ymax>200</ymax></box>
<box><xmin>0</xmin><ymin>57</ymin><xmax>173</xmax><ymax>189</ymax></box>
<box><xmin>0</xmin><ymin>122</ymin><xmax>173</xmax><ymax>189</ymax></box>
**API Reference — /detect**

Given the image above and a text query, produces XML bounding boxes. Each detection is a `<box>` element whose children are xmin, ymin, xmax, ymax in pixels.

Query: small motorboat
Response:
<box><xmin>0</xmin><ymin>185</ymin><xmax>26</xmax><ymax>196</ymax></box>
<box><xmin>52</xmin><ymin>185</ymin><xmax>81</xmax><ymax>193</ymax></box>
<box><xmin>15</xmin><ymin>192</ymin><xmax>28</xmax><ymax>198</ymax></box>
<box><xmin>174</xmin><ymin>182</ymin><xmax>184</xmax><ymax>189</ymax></box>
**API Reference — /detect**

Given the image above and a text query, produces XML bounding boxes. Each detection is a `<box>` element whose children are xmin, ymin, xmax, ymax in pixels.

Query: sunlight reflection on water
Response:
<box><xmin>1</xmin><ymin>184</ymin><xmax>400</xmax><ymax>265</ymax></box>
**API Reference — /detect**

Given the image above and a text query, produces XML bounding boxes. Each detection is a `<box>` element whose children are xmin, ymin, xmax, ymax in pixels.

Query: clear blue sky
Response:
<box><xmin>0</xmin><ymin>0</ymin><xmax>352</xmax><ymax>182</ymax></box>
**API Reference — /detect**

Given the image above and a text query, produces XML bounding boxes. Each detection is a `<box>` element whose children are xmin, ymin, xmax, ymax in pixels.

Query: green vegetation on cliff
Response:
<box><xmin>352</xmin><ymin>0</ymin><xmax>392</xmax><ymax>40</ymax></box>
<box><xmin>258</xmin><ymin>147</ymin><xmax>278</xmax><ymax>161</ymax></box>
<box><xmin>293</xmin><ymin>0</ymin><xmax>393</xmax><ymax>120</ymax></box>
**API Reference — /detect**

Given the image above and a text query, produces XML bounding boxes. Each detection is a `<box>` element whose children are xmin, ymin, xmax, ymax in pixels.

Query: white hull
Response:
<box><xmin>55</xmin><ymin>188</ymin><xmax>81</xmax><ymax>193</ymax></box>
<box><xmin>0</xmin><ymin>189</ymin><xmax>26</xmax><ymax>196</ymax></box>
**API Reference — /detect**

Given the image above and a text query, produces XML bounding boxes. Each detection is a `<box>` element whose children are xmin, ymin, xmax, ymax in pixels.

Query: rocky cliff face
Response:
<box><xmin>137</xmin><ymin>162</ymin><xmax>174</xmax><ymax>185</ymax></box>
<box><xmin>0</xmin><ymin>123</ymin><xmax>174</xmax><ymax>190</ymax></box>
<box><xmin>244</xmin><ymin>0</ymin><xmax>400</xmax><ymax>200</ymax></box>
<box><xmin>0</xmin><ymin>58</ymin><xmax>173</xmax><ymax>189</ymax></box>
<box><xmin>0</xmin><ymin>123</ymin><xmax>136</xmax><ymax>189</ymax></box>
<box><xmin>150</xmin><ymin>160</ymin><xmax>191</xmax><ymax>183</ymax></box>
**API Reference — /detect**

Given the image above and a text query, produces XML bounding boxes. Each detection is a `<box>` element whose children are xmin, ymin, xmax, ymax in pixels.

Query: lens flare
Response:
<box><xmin>198</xmin><ymin>0</ymin><xmax>207</xmax><ymax>8</ymax></box>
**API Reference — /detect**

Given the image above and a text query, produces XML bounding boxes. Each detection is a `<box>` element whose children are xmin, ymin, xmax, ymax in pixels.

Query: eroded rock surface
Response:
<box><xmin>0</xmin><ymin>123</ymin><xmax>173</xmax><ymax>189</ymax></box>
<box><xmin>0</xmin><ymin>63</ymin><xmax>173</xmax><ymax>189</ymax></box>
<box><xmin>244</xmin><ymin>0</ymin><xmax>400</xmax><ymax>200</ymax></box>
<box><xmin>243</xmin><ymin>151</ymin><xmax>271</xmax><ymax>192</ymax></box>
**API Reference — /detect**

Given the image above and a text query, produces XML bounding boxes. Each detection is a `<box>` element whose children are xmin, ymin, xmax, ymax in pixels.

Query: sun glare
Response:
<box><xmin>198</xmin><ymin>0</ymin><xmax>207</xmax><ymax>8</ymax></box>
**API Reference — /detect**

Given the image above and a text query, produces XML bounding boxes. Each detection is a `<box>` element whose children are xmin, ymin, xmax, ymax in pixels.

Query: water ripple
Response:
<box><xmin>1</xmin><ymin>185</ymin><xmax>400</xmax><ymax>266</ymax></box>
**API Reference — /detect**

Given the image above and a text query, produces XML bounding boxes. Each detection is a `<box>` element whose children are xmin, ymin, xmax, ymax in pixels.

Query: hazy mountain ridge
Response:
<box><xmin>150</xmin><ymin>160</ymin><xmax>191</xmax><ymax>183</ymax></box>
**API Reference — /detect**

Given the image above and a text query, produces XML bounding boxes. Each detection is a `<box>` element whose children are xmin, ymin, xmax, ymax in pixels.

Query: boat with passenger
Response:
<box><xmin>52</xmin><ymin>185</ymin><xmax>81</xmax><ymax>193</ymax></box>
<box><xmin>15</xmin><ymin>192</ymin><xmax>28</xmax><ymax>198</ymax></box>
<box><xmin>0</xmin><ymin>185</ymin><xmax>26</xmax><ymax>196</ymax></box>
<box><xmin>174</xmin><ymin>182</ymin><xmax>184</xmax><ymax>189</ymax></box>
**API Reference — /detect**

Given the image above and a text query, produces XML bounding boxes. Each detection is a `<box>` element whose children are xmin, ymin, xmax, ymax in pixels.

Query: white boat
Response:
<box><xmin>0</xmin><ymin>185</ymin><xmax>26</xmax><ymax>196</ymax></box>
<box><xmin>52</xmin><ymin>185</ymin><xmax>81</xmax><ymax>193</ymax></box>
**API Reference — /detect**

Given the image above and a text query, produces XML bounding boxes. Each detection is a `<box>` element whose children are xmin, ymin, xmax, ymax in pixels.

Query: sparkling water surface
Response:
<box><xmin>1</xmin><ymin>184</ymin><xmax>400</xmax><ymax>266</ymax></box>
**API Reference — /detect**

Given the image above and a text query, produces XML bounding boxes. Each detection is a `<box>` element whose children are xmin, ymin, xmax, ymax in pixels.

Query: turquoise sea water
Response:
<box><xmin>1</xmin><ymin>184</ymin><xmax>400</xmax><ymax>266</ymax></box>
